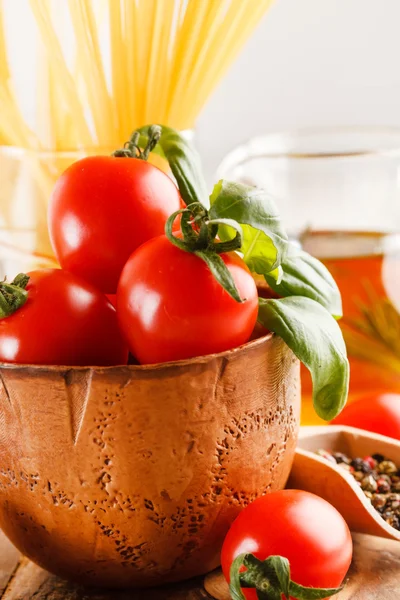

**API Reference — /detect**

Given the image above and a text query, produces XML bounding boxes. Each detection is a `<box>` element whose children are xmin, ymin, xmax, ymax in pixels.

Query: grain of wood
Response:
<box><xmin>1</xmin><ymin>527</ymin><xmax>399</xmax><ymax>598</ymax></box>
<box><xmin>0</xmin><ymin>532</ymin><xmax>19</xmax><ymax>595</ymax></box>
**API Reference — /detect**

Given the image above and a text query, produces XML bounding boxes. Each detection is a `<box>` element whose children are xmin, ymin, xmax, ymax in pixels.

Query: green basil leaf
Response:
<box><xmin>289</xmin><ymin>580</ymin><xmax>343</xmax><ymax>599</ymax></box>
<box><xmin>265</xmin><ymin>243</ymin><xmax>343</xmax><ymax>318</ymax></box>
<box><xmin>135</xmin><ymin>125</ymin><xmax>208</xmax><ymax>207</ymax></box>
<box><xmin>209</xmin><ymin>180</ymin><xmax>288</xmax><ymax>278</ymax></box>
<box><xmin>258</xmin><ymin>297</ymin><xmax>349</xmax><ymax>420</ymax></box>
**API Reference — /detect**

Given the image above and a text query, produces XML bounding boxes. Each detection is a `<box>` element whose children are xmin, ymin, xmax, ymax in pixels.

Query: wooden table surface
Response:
<box><xmin>0</xmin><ymin>530</ymin><xmax>399</xmax><ymax>599</ymax></box>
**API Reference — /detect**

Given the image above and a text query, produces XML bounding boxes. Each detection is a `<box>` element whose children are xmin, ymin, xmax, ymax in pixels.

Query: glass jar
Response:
<box><xmin>217</xmin><ymin>127</ymin><xmax>400</xmax><ymax>424</ymax></box>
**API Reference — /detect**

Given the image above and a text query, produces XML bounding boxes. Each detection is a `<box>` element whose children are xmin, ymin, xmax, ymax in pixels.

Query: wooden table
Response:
<box><xmin>0</xmin><ymin>530</ymin><xmax>399</xmax><ymax>599</ymax></box>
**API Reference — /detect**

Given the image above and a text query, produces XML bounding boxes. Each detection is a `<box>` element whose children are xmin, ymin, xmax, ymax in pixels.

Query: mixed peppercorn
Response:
<box><xmin>317</xmin><ymin>449</ymin><xmax>400</xmax><ymax>531</ymax></box>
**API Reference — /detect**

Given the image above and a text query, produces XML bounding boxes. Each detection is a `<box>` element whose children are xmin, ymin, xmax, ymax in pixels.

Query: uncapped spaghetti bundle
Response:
<box><xmin>0</xmin><ymin>0</ymin><xmax>274</xmax><ymax>268</ymax></box>
<box><xmin>1</xmin><ymin>0</ymin><xmax>275</xmax><ymax>150</ymax></box>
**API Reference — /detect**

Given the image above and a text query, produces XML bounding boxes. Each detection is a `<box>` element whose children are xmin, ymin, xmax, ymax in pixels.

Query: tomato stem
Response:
<box><xmin>165</xmin><ymin>203</ymin><xmax>242</xmax><ymax>254</ymax></box>
<box><xmin>112</xmin><ymin>125</ymin><xmax>161</xmax><ymax>160</ymax></box>
<box><xmin>164</xmin><ymin>204</ymin><xmax>246</xmax><ymax>302</ymax></box>
<box><xmin>229</xmin><ymin>553</ymin><xmax>344</xmax><ymax>600</ymax></box>
<box><xmin>0</xmin><ymin>273</ymin><xmax>30</xmax><ymax>319</ymax></box>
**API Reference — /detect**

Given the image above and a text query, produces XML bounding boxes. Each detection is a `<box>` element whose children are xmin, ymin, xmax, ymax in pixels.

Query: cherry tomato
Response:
<box><xmin>117</xmin><ymin>235</ymin><xmax>259</xmax><ymax>364</ymax></box>
<box><xmin>331</xmin><ymin>394</ymin><xmax>400</xmax><ymax>440</ymax></box>
<box><xmin>0</xmin><ymin>269</ymin><xmax>128</xmax><ymax>366</ymax></box>
<box><xmin>48</xmin><ymin>156</ymin><xmax>183</xmax><ymax>293</ymax></box>
<box><xmin>221</xmin><ymin>490</ymin><xmax>352</xmax><ymax>600</ymax></box>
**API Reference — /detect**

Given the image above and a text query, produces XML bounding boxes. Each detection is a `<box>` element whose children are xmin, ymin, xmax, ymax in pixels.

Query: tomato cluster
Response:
<box><xmin>0</xmin><ymin>139</ymin><xmax>257</xmax><ymax>367</ymax></box>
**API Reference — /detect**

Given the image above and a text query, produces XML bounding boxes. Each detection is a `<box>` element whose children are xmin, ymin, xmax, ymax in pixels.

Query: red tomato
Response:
<box><xmin>0</xmin><ymin>269</ymin><xmax>128</xmax><ymax>366</ymax></box>
<box><xmin>117</xmin><ymin>235</ymin><xmax>259</xmax><ymax>364</ymax></box>
<box><xmin>221</xmin><ymin>490</ymin><xmax>352</xmax><ymax>600</ymax></box>
<box><xmin>331</xmin><ymin>394</ymin><xmax>400</xmax><ymax>440</ymax></box>
<box><xmin>48</xmin><ymin>156</ymin><xmax>183</xmax><ymax>293</ymax></box>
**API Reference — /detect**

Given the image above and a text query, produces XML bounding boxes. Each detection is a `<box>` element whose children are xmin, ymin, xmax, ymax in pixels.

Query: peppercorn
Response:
<box><xmin>392</xmin><ymin>481</ymin><xmax>400</xmax><ymax>493</ymax></box>
<box><xmin>372</xmin><ymin>494</ymin><xmax>387</xmax><ymax>510</ymax></box>
<box><xmin>372</xmin><ymin>453</ymin><xmax>385</xmax><ymax>462</ymax></box>
<box><xmin>351</xmin><ymin>458</ymin><xmax>372</xmax><ymax>473</ymax></box>
<box><xmin>314</xmin><ymin>449</ymin><xmax>400</xmax><ymax>532</ymax></box>
<box><xmin>364</xmin><ymin>456</ymin><xmax>377</xmax><ymax>470</ymax></box>
<box><xmin>316</xmin><ymin>449</ymin><xmax>337</xmax><ymax>465</ymax></box>
<box><xmin>375</xmin><ymin>473</ymin><xmax>391</xmax><ymax>486</ymax></box>
<box><xmin>361</xmin><ymin>475</ymin><xmax>378</xmax><ymax>493</ymax></box>
<box><xmin>378</xmin><ymin>461</ymin><xmax>398</xmax><ymax>475</ymax></box>
<box><xmin>333</xmin><ymin>452</ymin><xmax>351</xmax><ymax>465</ymax></box>
<box><xmin>386</xmin><ymin>494</ymin><xmax>400</xmax><ymax>511</ymax></box>
<box><xmin>386</xmin><ymin>515</ymin><xmax>400</xmax><ymax>530</ymax></box>
<box><xmin>377</xmin><ymin>478</ymin><xmax>391</xmax><ymax>494</ymax></box>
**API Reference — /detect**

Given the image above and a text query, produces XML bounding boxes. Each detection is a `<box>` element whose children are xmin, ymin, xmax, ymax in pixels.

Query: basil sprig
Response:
<box><xmin>134</xmin><ymin>125</ymin><xmax>349</xmax><ymax>420</ymax></box>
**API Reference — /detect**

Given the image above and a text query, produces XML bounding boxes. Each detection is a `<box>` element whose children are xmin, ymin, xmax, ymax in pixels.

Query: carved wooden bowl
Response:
<box><xmin>0</xmin><ymin>334</ymin><xmax>300</xmax><ymax>588</ymax></box>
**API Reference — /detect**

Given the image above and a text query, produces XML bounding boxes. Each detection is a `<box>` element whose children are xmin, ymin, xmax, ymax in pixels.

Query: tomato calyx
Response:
<box><xmin>112</xmin><ymin>124</ymin><xmax>161</xmax><ymax>160</ymax></box>
<box><xmin>230</xmin><ymin>553</ymin><xmax>344</xmax><ymax>600</ymax></box>
<box><xmin>0</xmin><ymin>273</ymin><xmax>30</xmax><ymax>319</ymax></box>
<box><xmin>165</xmin><ymin>202</ymin><xmax>246</xmax><ymax>303</ymax></box>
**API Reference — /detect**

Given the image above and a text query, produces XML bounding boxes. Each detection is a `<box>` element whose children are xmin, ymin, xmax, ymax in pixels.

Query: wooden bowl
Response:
<box><xmin>288</xmin><ymin>425</ymin><xmax>400</xmax><ymax>541</ymax></box>
<box><xmin>0</xmin><ymin>334</ymin><xmax>300</xmax><ymax>588</ymax></box>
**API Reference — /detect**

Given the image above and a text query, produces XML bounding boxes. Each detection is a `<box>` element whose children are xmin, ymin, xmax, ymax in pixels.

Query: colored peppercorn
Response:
<box><xmin>316</xmin><ymin>449</ymin><xmax>400</xmax><ymax>531</ymax></box>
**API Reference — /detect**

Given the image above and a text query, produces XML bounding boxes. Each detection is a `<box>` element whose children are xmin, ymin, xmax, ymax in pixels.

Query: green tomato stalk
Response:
<box><xmin>112</xmin><ymin>125</ymin><xmax>162</xmax><ymax>160</ymax></box>
<box><xmin>165</xmin><ymin>202</ymin><xmax>245</xmax><ymax>303</ymax></box>
<box><xmin>0</xmin><ymin>274</ymin><xmax>30</xmax><ymax>318</ymax></box>
<box><xmin>230</xmin><ymin>553</ymin><xmax>344</xmax><ymax>600</ymax></box>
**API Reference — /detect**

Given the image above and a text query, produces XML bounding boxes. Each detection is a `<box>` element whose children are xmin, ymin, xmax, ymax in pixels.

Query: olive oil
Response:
<box><xmin>301</xmin><ymin>231</ymin><xmax>400</xmax><ymax>425</ymax></box>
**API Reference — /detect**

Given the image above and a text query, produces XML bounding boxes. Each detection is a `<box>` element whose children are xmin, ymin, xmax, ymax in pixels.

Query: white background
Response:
<box><xmin>197</xmin><ymin>0</ymin><xmax>400</xmax><ymax>178</ymax></box>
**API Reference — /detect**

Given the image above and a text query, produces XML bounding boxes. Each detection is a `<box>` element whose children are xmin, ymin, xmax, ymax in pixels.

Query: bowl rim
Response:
<box><xmin>0</xmin><ymin>332</ymin><xmax>275</xmax><ymax>373</ymax></box>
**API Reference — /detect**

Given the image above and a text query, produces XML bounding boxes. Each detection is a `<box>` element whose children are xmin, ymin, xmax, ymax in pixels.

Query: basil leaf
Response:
<box><xmin>135</xmin><ymin>125</ymin><xmax>208</xmax><ymax>207</ymax></box>
<box><xmin>209</xmin><ymin>180</ymin><xmax>288</xmax><ymax>278</ymax></box>
<box><xmin>265</xmin><ymin>243</ymin><xmax>343</xmax><ymax>318</ymax></box>
<box><xmin>258</xmin><ymin>297</ymin><xmax>349</xmax><ymax>420</ymax></box>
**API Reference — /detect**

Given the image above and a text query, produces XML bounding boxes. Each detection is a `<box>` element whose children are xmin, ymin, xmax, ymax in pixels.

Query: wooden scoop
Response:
<box><xmin>288</xmin><ymin>425</ymin><xmax>400</xmax><ymax>542</ymax></box>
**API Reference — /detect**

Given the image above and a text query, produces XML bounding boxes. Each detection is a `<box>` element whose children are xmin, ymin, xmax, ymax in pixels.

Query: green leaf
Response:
<box><xmin>135</xmin><ymin>125</ymin><xmax>208</xmax><ymax>207</ymax></box>
<box><xmin>265</xmin><ymin>243</ymin><xmax>343</xmax><ymax>318</ymax></box>
<box><xmin>258</xmin><ymin>297</ymin><xmax>349</xmax><ymax>420</ymax></box>
<box><xmin>265</xmin><ymin>556</ymin><xmax>290</xmax><ymax>600</ymax></box>
<box><xmin>289</xmin><ymin>580</ymin><xmax>343</xmax><ymax>599</ymax></box>
<box><xmin>195</xmin><ymin>249</ymin><xmax>244</xmax><ymax>303</ymax></box>
<box><xmin>209</xmin><ymin>180</ymin><xmax>288</xmax><ymax>277</ymax></box>
<box><xmin>229</xmin><ymin>554</ymin><xmax>248</xmax><ymax>600</ymax></box>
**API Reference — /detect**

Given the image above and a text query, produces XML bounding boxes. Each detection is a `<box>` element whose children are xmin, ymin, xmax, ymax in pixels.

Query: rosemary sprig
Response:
<box><xmin>342</xmin><ymin>282</ymin><xmax>400</xmax><ymax>375</ymax></box>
